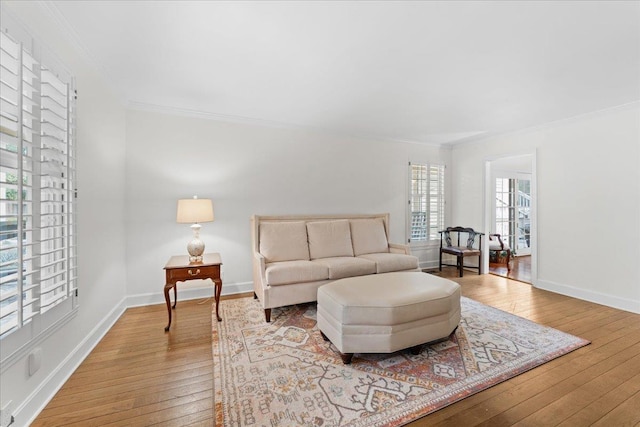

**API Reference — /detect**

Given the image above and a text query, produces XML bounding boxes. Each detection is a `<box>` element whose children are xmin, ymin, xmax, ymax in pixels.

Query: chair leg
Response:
<box><xmin>458</xmin><ymin>255</ymin><xmax>463</xmax><ymax>277</ymax></box>
<box><xmin>439</xmin><ymin>251</ymin><xmax>443</xmax><ymax>272</ymax></box>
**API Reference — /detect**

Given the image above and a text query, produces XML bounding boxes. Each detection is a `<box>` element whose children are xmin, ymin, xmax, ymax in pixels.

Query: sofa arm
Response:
<box><xmin>253</xmin><ymin>252</ymin><xmax>266</xmax><ymax>279</ymax></box>
<box><xmin>389</xmin><ymin>243</ymin><xmax>412</xmax><ymax>255</ymax></box>
<box><xmin>253</xmin><ymin>252</ymin><xmax>268</xmax><ymax>294</ymax></box>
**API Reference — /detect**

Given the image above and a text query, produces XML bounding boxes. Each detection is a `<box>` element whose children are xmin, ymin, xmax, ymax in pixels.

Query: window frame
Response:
<box><xmin>0</xmin><ymin>18</ymin><xmax>78</xmax><ymax>368</ymax></box>
<box><xmin>407</xmin><ymin>161</ymin><xmax>445</xmax><ymax>247</ymax></box>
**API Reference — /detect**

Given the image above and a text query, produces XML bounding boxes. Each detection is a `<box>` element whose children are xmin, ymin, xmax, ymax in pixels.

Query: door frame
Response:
<box><xmin>483</xmin><ymin>151</ymin><xmax>537</xmax><ymax>286</ymax></box>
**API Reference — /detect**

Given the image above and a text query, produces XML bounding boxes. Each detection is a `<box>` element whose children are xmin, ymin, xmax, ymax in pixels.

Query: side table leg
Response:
<box><xmin>214</xmin><ymin>280</ymin><xmax>222</xmax><ymax>322</ymax></box>
<box><xmin>164</xmin><ymin>284</ymin><xmax>173</xmax><ymax>331</ymax></box>
<box><xmin>172</xmin><ymin>285</ymin><xmax>177</xmax><ymax>309</ymax></box>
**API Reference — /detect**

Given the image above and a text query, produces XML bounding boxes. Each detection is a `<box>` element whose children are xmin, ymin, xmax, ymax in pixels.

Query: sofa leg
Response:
<box><xmin>264</xmin><ymin>309</ymin><xmax>271</xmax><ymax>323</ymax></box>
<box><xmin>253</xmin><ymin>292</ymin><xmax>258</xmax><ymax>300</ymax></box>
<box><xmin>409</xmin><ymin>345</ymin><xmax>422</xmax><ymax>355</ymax></box>
<box><xmin>340</xmin><ymin>353</ymin><xmax>354</xmax><ymax>364</ymax></box>
<box><xmin>320</xmin><ymin>331</ymin><xmax>330</xmax><ymax>341</ymax></box>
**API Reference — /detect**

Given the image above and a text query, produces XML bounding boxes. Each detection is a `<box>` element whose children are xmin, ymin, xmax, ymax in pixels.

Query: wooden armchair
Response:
<box><xmin>439</xmin><ymin>227</ymin><xmax>484</xmax><ymax>277</ymax></box>
<box><xmin>489</xmin><ymin>233</ymin><xmax>512</xmax><ymax>270</ymax></box>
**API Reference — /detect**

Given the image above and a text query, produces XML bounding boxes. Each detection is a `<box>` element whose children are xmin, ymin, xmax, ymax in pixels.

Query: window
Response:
<box><xmin>0</xmin><ymin>27</ymin><xmax>77</xmax><ymax>344</ymax></box>
<box><xmin>408</xmin><ymin>162</ymin><xmax>444</xmax><ymax>242</ymax></box>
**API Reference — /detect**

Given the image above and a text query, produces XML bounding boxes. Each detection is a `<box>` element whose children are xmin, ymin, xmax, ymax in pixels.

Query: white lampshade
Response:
<box><xmin>176</xmin><ymin>197</ymin><xmax>214</xmax><ymax>224</ymax></box>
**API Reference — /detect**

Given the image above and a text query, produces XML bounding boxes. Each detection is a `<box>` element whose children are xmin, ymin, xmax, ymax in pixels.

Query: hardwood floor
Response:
<box><xmin>32</xmin><ymin>298</ymin><xmax>221</xmax><ymax>427</ymax></box>
<box><xmin>33</xmin><ymin>275</ymin><xmax>640</xmax><ymax>426</ymax></box>
<box><xmin>489</xmin><ymin>255</ymin><xmax>532</xmax><ymax>283</ymax></box>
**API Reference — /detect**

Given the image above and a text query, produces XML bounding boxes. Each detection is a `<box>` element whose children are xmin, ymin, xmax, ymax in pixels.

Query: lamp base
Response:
<box><xmin>187</xmin><ymin>238</ymin><xmax>205</xmax><ymax>262</ymax></box>
<box><xmin>187</xmin><ymin>223</ymin><xmax>205</xmax><ymax>262</ymax></box>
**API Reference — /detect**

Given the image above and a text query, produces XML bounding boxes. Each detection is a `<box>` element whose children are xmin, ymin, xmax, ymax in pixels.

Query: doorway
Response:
<box><xmin>484</xmin><ymin>153</ymin><xmax>536</xmax><ymax>285</ymax></box>
<box><xmin>495</xmin><ymin>175</ymin><xmax>531</xmax><ymax>256</ymax></box>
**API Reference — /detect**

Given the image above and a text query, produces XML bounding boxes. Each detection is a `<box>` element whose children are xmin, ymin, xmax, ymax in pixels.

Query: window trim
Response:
<box><xmin>0</xmin><ymin>15</ymin><xmax>78</xmax><ymax>368</ymax></box>
<box><xmin>407</xmin><ymin>161</ymin><xmax>445</xmax><ymax>247</ymax></box>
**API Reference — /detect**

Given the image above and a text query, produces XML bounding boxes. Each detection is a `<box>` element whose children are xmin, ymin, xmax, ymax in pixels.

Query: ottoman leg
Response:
<box><xmin>319</xmin><ymin>331</ymin><xmax>353</xmax><ymax>364</ymax></box>
<box><xmin>340</xmin><ymin>353</ymin><xmax>354</xmax><ymax>364</ymax></box>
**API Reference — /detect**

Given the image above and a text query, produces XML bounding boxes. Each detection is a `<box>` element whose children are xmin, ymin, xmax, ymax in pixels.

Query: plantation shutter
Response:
<box><xmin>0</xmin><ymin>29</ymin><xmax>77</xmax><ymax>340</ymax></box>
<box><xmin>409</xmin><ymin>162</ymin><xmax>445</xmax><ymax>242</ymax></box>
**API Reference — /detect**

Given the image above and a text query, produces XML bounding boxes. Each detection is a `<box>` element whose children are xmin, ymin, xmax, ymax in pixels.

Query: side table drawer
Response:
<box><xmin>167</xmin><ymin>265</ymin><xmax>220</xmax><ymax>282</ymax></box>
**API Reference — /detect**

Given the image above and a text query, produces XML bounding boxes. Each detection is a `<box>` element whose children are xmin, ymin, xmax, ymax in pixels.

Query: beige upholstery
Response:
<box><xmin>259</xmin><ymin>221</ymin><xmax>310</xmax><ymax>262</ymax></box>
<box><xmin>265</xmin><ymin>260</ymin><xmax>329</xmax><ymax>286</ymax></box>
<box><xmin>311</xmin><ymin>257</ymin><xmax>376</xmax><ymax>279</ymax></box>
<box><xmin>317</xmin><ymin>272</ymin><xmax>460</xmax><ymax>357</ymax></box>
<box><xmin>307</xmin><ymin>220</ymin><xmax>354</xmax><ymax>259</ymax></box>
<box><xmin>358</xmin><ymin>252</ymin><xmax>419</xmax><ymax>273</ymax></box>
<box><xmin>350</xmin><ymin>218</ymin><xmax>389</xmax><ymax>256</ymax></box>
<box><xmin>251</xmin><ymin>214</ymin><xmax>420</xmax><ymax>322</ymax></box>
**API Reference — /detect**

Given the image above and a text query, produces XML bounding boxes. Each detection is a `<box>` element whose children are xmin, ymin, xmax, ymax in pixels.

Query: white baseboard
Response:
<box><xmin>537</xmin><ymin>279</ymin><xmax>640</xmax><ymax>314</ymax></box>
<box><xmin>221</xmin><ymin>281</ymin><xmax>254</xmax><ymax>296</ymax></box>
<box><xmin>22</xmin><ymin>297</ymin><xmax>128</xmax><ymax>426</ymax></box>
<box><xmin>126</xmin><ymin>281</ymin><xmax>254</xmax><ymax>308</ymax></box>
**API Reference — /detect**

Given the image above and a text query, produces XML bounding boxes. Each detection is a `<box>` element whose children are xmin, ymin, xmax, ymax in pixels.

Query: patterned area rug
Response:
<box><xmin>213</xmin><ymin>296</ymin><xmax>589</xmax><ymax>426</ymax></box>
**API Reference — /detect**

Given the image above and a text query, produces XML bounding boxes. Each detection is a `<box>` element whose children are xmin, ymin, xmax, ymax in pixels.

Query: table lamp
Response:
<box><xmin>176</xmin><ymin>196</ymin><xmax>214</xmax><ymax>262</ymax></box>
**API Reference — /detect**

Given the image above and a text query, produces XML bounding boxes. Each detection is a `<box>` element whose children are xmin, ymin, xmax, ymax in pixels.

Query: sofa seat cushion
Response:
<box><xmin>265</xmin><ymin>261</ymin><xmax>329</xmax><ymax>286</ymax></box>
<box><xmin>350</xmin><ymin>218</ymin><xmax>389</xmax><ymax>256</ymax></box>
<box><xmin>311</xmin><ymin>257</ymin><xmax>376</xmax><ymax>280</ymax></box>
<box><xmin>358</xmin><ymin>253</ymin><xmax>419</xmax><ymax>273</ymax></box>
<box><xmin>259</xmin><ymin>221</ymin><xmax>310</xmax><ymax>262</ymax></box>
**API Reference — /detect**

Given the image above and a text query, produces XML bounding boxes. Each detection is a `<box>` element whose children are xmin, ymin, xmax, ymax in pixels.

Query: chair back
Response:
<box><xmin>440</xmin><ymin>226</ymin><xmax>483</xmax><ymax>249</ymax></box>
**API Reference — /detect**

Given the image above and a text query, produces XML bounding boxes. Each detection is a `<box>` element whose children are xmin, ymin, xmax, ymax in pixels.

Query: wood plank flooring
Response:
<box><xmin>33</xmin><ymin>273</ymin><xmax>640</xmax><ymax>426</ymax></box>
<box><xmin>489</xmin><ymin>255</ymin><xmax>531</xmax><ymax>283</ymax></box>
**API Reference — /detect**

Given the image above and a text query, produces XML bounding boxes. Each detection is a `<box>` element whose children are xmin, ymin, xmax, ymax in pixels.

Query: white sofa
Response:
<box><xmin>251</xmin><ymin>214</ymin><xmax>419</xmax><ymax>322</ymax></box>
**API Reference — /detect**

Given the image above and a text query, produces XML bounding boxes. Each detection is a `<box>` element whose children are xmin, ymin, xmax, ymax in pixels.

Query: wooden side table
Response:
<box><xmin>163</xmin><ymin>253</ymin><xmax>223</xmax><ymax>331</ymax></box>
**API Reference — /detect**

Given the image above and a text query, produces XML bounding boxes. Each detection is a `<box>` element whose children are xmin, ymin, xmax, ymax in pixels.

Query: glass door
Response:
<box><xmin>495</xmin><ymin>175</ymin><xmax>531</xmax><ymax>256</ymax></box>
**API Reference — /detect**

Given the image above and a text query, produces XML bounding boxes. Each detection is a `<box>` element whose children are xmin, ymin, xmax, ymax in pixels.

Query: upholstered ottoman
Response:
<box><xmin>317</xmin><ymin>271</ymin><xmax>461</xmax><ymax>364</ymax></box>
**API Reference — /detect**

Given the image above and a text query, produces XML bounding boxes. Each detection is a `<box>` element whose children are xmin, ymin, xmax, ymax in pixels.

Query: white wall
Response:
<box><xmin>451</xmin><ymin>103</ymin><xmax>640</xmax><ymax>313</ymax></box>
<box><xmin>124</xmin><ymin>109</ymin><xmax>451</xmax><ymax>301</ymax></box>
<box><xmin>0</xmin><ymin>2</ymin><xmax>128</xmax><ymax>425</ymax></box>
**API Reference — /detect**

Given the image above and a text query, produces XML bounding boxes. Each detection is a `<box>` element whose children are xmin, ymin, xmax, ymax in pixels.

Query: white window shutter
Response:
<box><xmin>0</xmin><ymin>29</ymin><xmax>77</xmax><ymax>340</ymax></box>
<box><xmin>409</xmin><ymin>162</ymin><xmax>445</xmax><ymax>243</ymax></box>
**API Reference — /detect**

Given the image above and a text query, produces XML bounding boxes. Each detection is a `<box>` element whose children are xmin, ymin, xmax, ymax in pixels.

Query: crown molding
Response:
<box><xmin>451</xmin><ymin>100</ymin><xmax>640</xmax><ymax>148</ymax></box>
<box><xmin>126</xmin><ymin>101</ymin><xmax>446</xmax><ymax>148</ymax></box>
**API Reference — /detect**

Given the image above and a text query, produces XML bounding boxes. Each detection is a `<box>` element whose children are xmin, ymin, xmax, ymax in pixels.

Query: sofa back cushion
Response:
<box><xmin>259</xmin><ymin>221</ymin><xmax>310</xmax><ymax>263</ymax></box>
<box><xmin>350</xmin><ymin>218</ymin><xmax>389</xmax><ymax>256</ymax></box>
<box><xmin>307</xmin><ymin>220</ymin><xmax>354</xmax><ymax>259</ymax></box>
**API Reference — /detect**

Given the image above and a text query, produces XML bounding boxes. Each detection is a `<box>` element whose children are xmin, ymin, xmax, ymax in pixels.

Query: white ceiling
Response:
<box><xmin>46</xmin><ymin>0</ymin><xmax>640</xmax><ymax>145</ymax></box>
